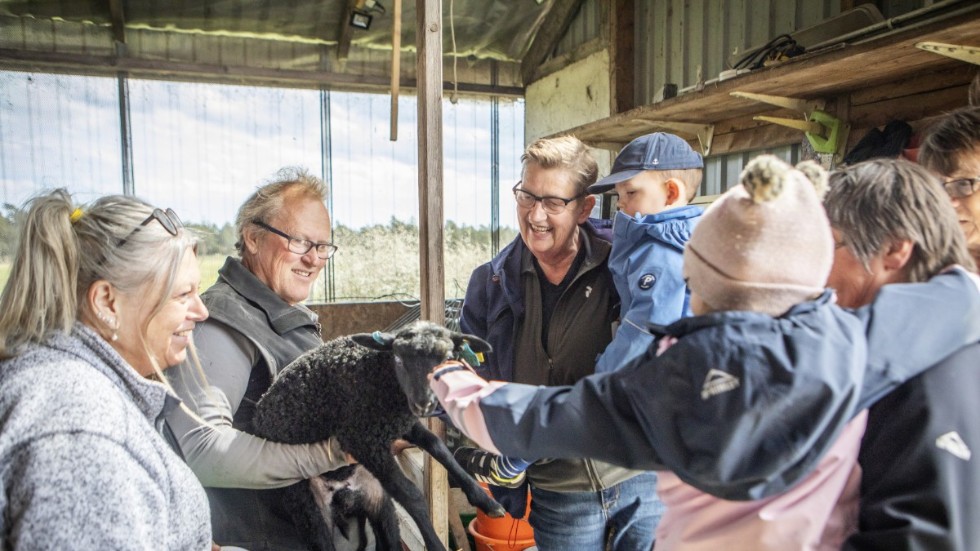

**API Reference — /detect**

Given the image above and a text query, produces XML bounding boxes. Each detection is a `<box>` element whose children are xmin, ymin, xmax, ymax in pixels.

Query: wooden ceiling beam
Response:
<box><xmin>520</xmin><ymin>0</ymin><xmax>584</xmax><ymax>85</ymax></box>
<box><xmin>337</xmin><ymin>0</ymin><xmax>358</xmax><ymax>61</ymax></box>
<box><xmin>108</xmin><ymin>0</ymin><xmax>126</xmax><ymax>47</ymax></box>
<box><xmin>0</xmin><ymin>48</ymin><xmax>524</xmax><ymax>97</ymax></box>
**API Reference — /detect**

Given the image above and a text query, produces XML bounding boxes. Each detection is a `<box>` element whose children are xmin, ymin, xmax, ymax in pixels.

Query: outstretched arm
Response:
<box><xmin>429</xmin><ymin>361</ymin><xmax>664</xmax><ymax>469</ymax></box>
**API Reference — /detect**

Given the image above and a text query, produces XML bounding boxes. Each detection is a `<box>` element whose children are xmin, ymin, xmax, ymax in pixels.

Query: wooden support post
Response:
<box><xmin>416</xmin><ymin>0</ymin><xmax>449</xmax><ymax>547</ymax></box>
<box><xmin>608</xmin><ymin>0</ymin><xmax>635</xmax><ymax>114</ymax></box>
<box><xmin>390</xmin><ymin>0</ymin><xmax>401</xmax><ymax>141</ymax></box>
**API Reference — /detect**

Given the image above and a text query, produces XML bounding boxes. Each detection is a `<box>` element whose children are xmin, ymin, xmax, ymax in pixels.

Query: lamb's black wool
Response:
<box><xmin>251</xmin><ymin>320</ymin><xmax>504</xmax><ymax>551</ymax></box>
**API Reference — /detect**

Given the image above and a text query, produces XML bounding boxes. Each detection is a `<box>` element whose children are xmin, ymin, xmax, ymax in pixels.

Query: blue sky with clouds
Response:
<box><xmin>0</xmin><ymin>70</ymin><xmax>523</xmax><ymax>230</ymax></box>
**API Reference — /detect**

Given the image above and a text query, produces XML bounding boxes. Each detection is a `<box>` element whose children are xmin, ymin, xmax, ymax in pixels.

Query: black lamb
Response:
<box><xmin>250</xmin><ymin>320</ymin><xmax>506</xmax><ymax>551</ymax></box>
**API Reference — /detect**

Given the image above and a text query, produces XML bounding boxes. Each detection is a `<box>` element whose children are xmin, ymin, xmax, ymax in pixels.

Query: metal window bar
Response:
<box><xmin>383</xmin><ymin>298</ymin><xmax>465</xmax><ymax>332</ymax></box>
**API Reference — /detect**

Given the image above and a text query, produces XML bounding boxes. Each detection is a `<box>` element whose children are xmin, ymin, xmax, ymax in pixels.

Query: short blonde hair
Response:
<box><xmin>521</xmin><ymin>136</ymin><xmax>599</xmax><ymax>196</ymax></box>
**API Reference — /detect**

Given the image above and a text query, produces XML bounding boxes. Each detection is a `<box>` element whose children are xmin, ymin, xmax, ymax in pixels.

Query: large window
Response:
<box><xmin>0</xmin><ymin>70</ymin><xmax>525</xmax><ymax>302</ymax></box>
<box><xmin>0</xmin><ymin>72</ymin><xmax>124</xmax><ymax>206</ymax></box>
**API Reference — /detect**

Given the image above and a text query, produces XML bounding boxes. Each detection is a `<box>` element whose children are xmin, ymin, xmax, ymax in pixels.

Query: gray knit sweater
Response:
<box><xmin>0</xmin><ymin>324</ymin><xmax>211</xmax><ymax>550</ymax></box>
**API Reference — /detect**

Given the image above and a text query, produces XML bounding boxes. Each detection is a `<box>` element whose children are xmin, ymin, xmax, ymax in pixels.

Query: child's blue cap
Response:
<box><xmin>588</xmin><ymin>132</ymin><xmax>703</xmax><ymax>194</ymax></box>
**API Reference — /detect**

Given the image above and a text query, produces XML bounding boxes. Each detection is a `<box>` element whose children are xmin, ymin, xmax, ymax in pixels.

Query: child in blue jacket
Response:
<box><xmin>589</xmin><ymin>132</ymin><xmax>703</xmax><ymax>374</ymax></box>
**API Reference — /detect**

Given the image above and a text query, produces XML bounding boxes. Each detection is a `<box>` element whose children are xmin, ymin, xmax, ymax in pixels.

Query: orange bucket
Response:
<box><xmin>469</xmin><ymin>482</ymin><xmax>535</xmax><ymax>550</ymax></box>
<box><xmin>468</xmin><ymin>517</ymin><xmax>535</xmax><ymax>551</ymax></box>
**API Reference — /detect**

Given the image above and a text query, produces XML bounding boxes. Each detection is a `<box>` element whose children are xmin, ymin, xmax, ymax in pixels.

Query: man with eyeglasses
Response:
<box><xmin>920</xmin><ymin>105</ymin><xmax>980</xmax><ymax>272</ymax></box>
<box><xmin>455</xmin><ymin>136</ymin><xmax>661</xmax><ymax>551</ymax></box>
<box><xmin>165</xmin><ymin>167</ymin><xmax>366</xmax><ymax>551</ymax></box>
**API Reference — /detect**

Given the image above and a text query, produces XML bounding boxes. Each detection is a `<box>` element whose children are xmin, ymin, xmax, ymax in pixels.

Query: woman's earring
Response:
<box><xmin>97</xmin><ymin>311</ymin><xmax>119</xmax><ymax>342</ymax></box>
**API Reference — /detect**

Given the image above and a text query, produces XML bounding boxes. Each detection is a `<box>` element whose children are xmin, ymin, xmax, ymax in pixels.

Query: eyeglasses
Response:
<box><xmin>943</xmin><ymin>176</ymin><xmax>980</xmax><ymax>199</ymax></box>
<box><xmin>512</xmin><ymin>182</ymin><xmax>584</xmax><ymax>215</ymax></box>
<box><xmin>253</xmin><ymin>220</ymin><xmax>338</xmax><ymax>260</ymax></box>
<box><xmin>117</xmin><ymin>208</ymin><xmax>182</xmax><ymax>248</ymax></box>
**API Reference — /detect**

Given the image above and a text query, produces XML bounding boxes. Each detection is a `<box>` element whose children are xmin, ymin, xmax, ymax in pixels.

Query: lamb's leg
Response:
<box><xmin>282</xmin><ymin>481</ymin><xmax>338</xmax><ymax>551</ymax></box>
<box><xmin>364</xmin><ymin>493</ymin><xmax>400</xmax><ymax>551</ymax></box>
<box><xmin>406</xmin><ymin>421</ymin><xmax>506</xmax><ymax>518</ymax></box>
<box><xmin>358</xmin><ymin>451</ymin><xmax>448</xmax><ymax>551</ymax></box>
<box><xmin>333</xmin><ymin>466</ymin><xmax>400</xmax><ymax>551</ymax></box>
<box><xmin>354</xmin><ymin>515</ymin><xmax>367</xmax><ymax>551</ymax></box>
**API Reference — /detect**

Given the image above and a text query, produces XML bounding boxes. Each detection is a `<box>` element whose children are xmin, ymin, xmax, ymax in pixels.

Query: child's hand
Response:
<box><xmin>430</xmin><ymin>359</ymin><xmax>474</xmax><ymax>381</ymax></box>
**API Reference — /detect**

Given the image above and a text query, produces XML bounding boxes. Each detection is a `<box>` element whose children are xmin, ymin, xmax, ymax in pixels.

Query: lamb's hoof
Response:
<box><xmin>486</xmin><ymin>503</ymin><xmax>507</xmax><ymax>518</ymax></box>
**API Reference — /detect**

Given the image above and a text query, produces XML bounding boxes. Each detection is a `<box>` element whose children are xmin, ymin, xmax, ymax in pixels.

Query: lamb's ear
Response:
<box><xmin>452</xmin><ymin>333</ymin><xmax>492</xmax><ymax>354</ymax></box>
<box><xmin>351</xmin><ymin>331</ymin><xmax>394</xmax><ymax>351</ymax></box>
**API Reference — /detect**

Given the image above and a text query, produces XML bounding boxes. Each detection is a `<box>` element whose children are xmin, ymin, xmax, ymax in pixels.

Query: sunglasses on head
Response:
<box><xmin>117</xmin><ymin>208</ymin><xmax>183</xmax><ymax>248</ymax></box>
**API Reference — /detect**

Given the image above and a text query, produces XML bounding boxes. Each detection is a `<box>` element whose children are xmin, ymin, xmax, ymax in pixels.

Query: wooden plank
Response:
<box><xmin>337</xmin><ymin>0</ymin><xmax>358</xmax><ymax>61</ymax></box>
<box><xmin>447</xmin><ymin>500</ymin><xmax>472</xmax><ymax>551</ymax></box>
<box><xmin>415</xmin><ymin>1</ymin><xmax>449</xmax><ymax>549</ymax></box>
<box><xmin>609</xmin><ymin>0</ymin><xmax>635</xmax><ymax>114</ymax></box>
<box><xmin>521</xmin><ymin>0</ymin><xmax>586</xmax><ymax>85</ymax></box>
<box><xmin>395</xmin><ymin>450</ymin><xmax>426</xmax><ymax>551</ymax></box>
<box><xmin>849</xmin><ymin>63</ymin><xmax>976</xmax><ymax>106</ymax></box>
<box><xmin>708</xmin><ymin>123</ymin><xmax>804</xmax><ymax>155</ymax></box>
<box><xmin>848</xmin><ymin>83</ymin><xmax>971</xmax><ymax>130</ymax></box>
<box><xmin>390</xmin><ymin>0</ymin><xmax>401</xmax><ymax>141</ymax></box>
<box><xmin>0</xmin><ymin>47</ymin><xmax>525</xmax><ymax>97</ymax></box>
<box><xmin>107</xmin><ymin>0</ymin><xmax>126</xmax><ymax>46</ymax></box>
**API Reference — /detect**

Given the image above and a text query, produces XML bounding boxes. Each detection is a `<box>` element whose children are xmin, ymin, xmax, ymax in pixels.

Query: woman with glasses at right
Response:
<box><xmin>919</xmin><ymin>105</ymin><xmax>980</xmax><ymax>272</ymax></box>
<box><xmin>455</xmin><ymin>136</ymin><xmax>661</xmax><ymax>551</ymax></box>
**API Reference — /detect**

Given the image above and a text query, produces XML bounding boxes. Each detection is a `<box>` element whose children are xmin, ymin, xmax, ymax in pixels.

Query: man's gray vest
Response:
<box><xmin>203</xmin><ymin>257</ymin><xmax>322</xmax><ymax>550</ymax></box>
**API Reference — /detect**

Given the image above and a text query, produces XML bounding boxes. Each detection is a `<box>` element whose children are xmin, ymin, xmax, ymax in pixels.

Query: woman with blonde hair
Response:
<box><xmin>0</xmin><ymin>189</ymin><xmax>212</xmax><ymax>550</ymax></box>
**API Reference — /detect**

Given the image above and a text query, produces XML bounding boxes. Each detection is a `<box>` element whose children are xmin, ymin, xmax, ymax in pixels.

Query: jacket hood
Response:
<box><xmin>613</xmin><ymin>205</ymin><xmax>702</xmax><ymax>252</ymax></box>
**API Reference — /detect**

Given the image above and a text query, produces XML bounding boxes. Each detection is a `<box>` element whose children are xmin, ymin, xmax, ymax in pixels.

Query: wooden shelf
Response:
<box><xmin>553</xmin><ymin>8</ymin><xmax>980</xmax><ymax>157</ymax></box>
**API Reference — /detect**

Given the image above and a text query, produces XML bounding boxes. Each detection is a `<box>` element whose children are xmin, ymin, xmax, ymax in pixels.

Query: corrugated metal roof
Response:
<box><xmin>0</xmin><ymin>0</ymin><xmax>552</xmax><ymax>58</ymax></box>
<box><xmin>0</xmin><ymin>0</ymin><xmax>576</xmax><ymax>91</ymax></box>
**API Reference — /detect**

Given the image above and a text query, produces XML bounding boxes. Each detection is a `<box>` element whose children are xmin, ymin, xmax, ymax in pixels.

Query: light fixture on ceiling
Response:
<box><xmin>350</xmin><ymin>0</ymin><xmax>385</xmax><ymax>30</ymax></box>
<box><xmin>349</xmin><ymin>10</ymin><xmax>373</xmax><ymax>29</ymax></box>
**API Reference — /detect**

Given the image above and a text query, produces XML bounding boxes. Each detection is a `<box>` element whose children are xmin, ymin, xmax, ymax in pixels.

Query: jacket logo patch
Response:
<box><xmin>638</xmin><ymin>274</ymin><xmax>656</xmax><ymax>290</ymax></box>
<box><xmin>701</xmin><ymin>369</ymin><xmax>740</xmax><ymax>400</ymax></box>
<box><xmin>585</xmin><ymin>285</ymin><xmax>593</xmax><ymax>298</ymax></box>
<box><xmin>935</xmin><ymin>431</ymin><xmax>972</xmax><ymax>461</ymax></box>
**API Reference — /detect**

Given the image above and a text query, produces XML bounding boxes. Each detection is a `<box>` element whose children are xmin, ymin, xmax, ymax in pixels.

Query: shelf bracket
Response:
<box><xmin>732</xmin><ymin>90</ymin><xmax>845</xmax><ymax>155</ymax></box>
<box><xmin>629</xmin><ymin>119</ymin><xmax>715</xmax><ymax>156</ymax></box>
<box><xmin>754</xmin><ymin>111</ymin><xmax>845</xmax><ymax>155</ymax></box>
<box><xmin>730</xmin><ymin>91</ymin><xmax>825</xmax><ymax>113</ymax></box>
<box><xmin>916</xmin><ymin>41</ymin><xmax>980</xmax><ymax>66</ymax></box>
<box><xmin>754</xmin><ymin>116</ymin><xmax>823</xmax><ymax>134</ymax></box>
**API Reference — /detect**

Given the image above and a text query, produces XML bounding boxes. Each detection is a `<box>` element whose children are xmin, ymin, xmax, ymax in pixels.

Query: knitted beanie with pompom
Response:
<box><xmin>683</xmin><ymin>155</ymin><xmax>833</xmax><ymax>317</ymax></box>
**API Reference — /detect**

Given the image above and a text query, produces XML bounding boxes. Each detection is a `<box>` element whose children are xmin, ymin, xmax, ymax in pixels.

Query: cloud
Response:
<box><xmin>0</xmin><ymin>71</ymin><xmax>524</xmax><ymax>230</ymax></box>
